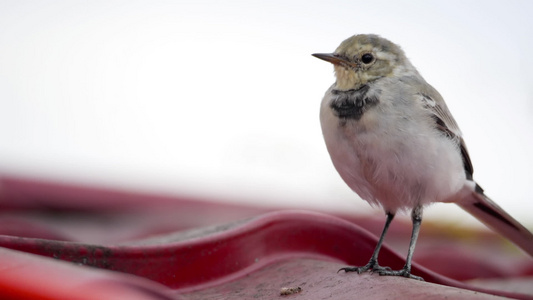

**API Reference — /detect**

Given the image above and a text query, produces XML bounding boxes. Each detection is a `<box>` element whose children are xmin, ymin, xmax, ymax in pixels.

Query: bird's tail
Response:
<box><xmin>456</xmin><ymin>184</ymin><xmax>533</xmax><ymax>257</ymax></box>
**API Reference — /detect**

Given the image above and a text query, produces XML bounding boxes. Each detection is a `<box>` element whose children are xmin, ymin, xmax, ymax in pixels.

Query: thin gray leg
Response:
<box><xmin>339</xmin><ymin>212</ymin><xmax>395</xmax><ymax>274</ymax></box>
<box><xmin>378</xmin><ymin>205</ymin><xmax>424</xmax><ymax>280</ymax></box>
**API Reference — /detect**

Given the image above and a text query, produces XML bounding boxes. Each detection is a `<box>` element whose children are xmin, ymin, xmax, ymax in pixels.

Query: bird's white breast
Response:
<box><xmin>320</xmin><ymin>82</ymin><xmax>466</xmax><ymax>213</ymax></box>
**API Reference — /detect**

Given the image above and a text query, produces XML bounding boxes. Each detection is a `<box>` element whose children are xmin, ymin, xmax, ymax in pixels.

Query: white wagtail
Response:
<box><xmin>313</xmin><ymin>34</ymin><xmax>533</xmax><ymax>280</ymax></box>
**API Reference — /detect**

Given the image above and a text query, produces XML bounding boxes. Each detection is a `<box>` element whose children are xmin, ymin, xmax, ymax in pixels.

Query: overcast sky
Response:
<box><xmin>0</xmin><ymin>0</ymin><xmax>532</xmax><ymax>227</ymax></box>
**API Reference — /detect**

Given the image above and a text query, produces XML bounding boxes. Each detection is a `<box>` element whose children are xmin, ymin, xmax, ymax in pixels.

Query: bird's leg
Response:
<box><xmin>378</xmin><ymin>205</ymin><xmax>424</xmax><ymax>280</ymax></box>
<box><xmin>339</xmin><ymin>212</ymin><xmax>395</xmax><ymax>274</ymax></box>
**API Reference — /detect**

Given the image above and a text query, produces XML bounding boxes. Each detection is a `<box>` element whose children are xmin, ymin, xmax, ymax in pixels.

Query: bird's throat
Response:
<box><xmin>334</xmin><ymin>66</ymin><xmax>363</xmax><ymax>90</ymax></box>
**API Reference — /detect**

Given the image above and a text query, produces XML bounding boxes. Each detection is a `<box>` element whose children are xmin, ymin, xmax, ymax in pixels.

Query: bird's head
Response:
<box><xmin>313</xmin><ymin>34</ymin><xmax>412</xmax><ymax>91</ymax></box>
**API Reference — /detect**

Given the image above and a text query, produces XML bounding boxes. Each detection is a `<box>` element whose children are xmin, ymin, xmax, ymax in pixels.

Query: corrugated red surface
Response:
<box><xmin>0</xmin><ymin>175</ymin><xmax>532</xmax><ymax>299</ymax></box>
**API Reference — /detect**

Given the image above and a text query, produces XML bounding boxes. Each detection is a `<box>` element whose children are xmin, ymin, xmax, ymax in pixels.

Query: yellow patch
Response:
<box><xmin>334</xmin><ymin>66</ymin><xmax>360</xmax><ymax>90</ymax></box>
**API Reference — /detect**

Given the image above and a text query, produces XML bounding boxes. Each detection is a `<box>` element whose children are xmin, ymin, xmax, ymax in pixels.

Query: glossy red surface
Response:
<box><xmin>0</xmin><ymin>175</ymin><xmax>532</xmax><ymax>299</ymax></box>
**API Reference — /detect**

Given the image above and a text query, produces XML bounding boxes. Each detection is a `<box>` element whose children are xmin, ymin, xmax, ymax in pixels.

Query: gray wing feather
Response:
<box><xmin>417</xmin><ymin>84</ymin><xmax>474</xmax><ymax>179</ymax></box>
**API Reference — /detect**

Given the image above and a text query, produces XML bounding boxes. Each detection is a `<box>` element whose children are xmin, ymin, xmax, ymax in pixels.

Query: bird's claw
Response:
<box><xmin>339</xmin><ymin>262</ymin><xmax>423</xmax><ymax>281</ymax></box>
<box><xmin>338</xmin><ymin>261</ymin><xmax>391</xmax><ymax>274</ymax></box>
<box><xmin>378</xmin><ymin>268</ymin><xmax>424</xmax><ymax>281</ymax></box>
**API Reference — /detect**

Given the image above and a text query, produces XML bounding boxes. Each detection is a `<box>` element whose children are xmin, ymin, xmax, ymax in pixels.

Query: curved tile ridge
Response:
<box><xmin>0</xmin><ymin>247</ymin><xmax>180</xmax><ymax>300</ymax></box>
<box><xmin>0</xmin><ymin>210</ymin><xmax>530</xmax><ymax>299</ymax></box>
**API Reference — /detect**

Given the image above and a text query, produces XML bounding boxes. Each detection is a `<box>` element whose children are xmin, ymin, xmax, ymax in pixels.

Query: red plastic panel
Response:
<box><xmin>0</xmin><ymin>247</ymin><xmax>177</xmax><ymax>300</ymax></box>
<box><xmin>0</xmin><ymin>175</ymin><xmax>532</xmax><ymax>299</ymax></box>
<box><xmin>181</xmin><ymin>258</ymin><xmax>512</xmax><ymax>300</ymax></box>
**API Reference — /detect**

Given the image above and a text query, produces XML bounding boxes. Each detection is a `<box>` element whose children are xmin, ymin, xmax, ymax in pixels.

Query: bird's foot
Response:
<box><xmin>378</xmin><ymin>267</ymin><xmax>424</xmax><ymax>281</ymax></box>
<box><xmin>338</xmin><ymin>260</ymin><xmax>391</xmax><ymax>274</ymax></box>
<box><xmin>339</xmin><ymin>261</ymin><xmax>424</xmax><ymax>281</ymax></box>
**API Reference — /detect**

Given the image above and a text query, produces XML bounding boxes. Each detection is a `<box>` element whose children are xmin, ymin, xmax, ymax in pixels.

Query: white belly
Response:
<box><xmin>320</xmin><ymin>89</ymin><xmax>466</xmax><ymax>213</ymax></box>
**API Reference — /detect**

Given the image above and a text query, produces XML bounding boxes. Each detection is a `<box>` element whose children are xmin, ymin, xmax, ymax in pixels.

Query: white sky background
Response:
<box><xmin>0</xmin><ymin>1</ymin><xmax>532</xmax><ymax>227</ymax></box>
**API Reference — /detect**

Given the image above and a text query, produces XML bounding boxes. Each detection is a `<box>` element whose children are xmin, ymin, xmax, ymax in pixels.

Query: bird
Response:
<box><xmin>313</xmin><ymin>34</ymin><xmax>533</xmax><ymax>280</ymax></box>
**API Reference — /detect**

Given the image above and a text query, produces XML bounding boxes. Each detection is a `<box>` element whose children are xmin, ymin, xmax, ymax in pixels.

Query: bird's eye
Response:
<box><xmin>361</xmin><ymin>53</ymin><xmax>374</xmax><ymax>64</ymax></box>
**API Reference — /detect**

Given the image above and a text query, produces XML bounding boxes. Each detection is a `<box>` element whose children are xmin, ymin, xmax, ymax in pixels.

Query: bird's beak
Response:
<box><xmin>312</xmin><ymin>53</ymin><xmax>357</xmax><ymax>68</ymax></box>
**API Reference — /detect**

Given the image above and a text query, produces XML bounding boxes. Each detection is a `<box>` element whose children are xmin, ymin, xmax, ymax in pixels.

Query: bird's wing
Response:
<box><xmin>416</xmin><ymin>89</ymin><xmax>474</xmax><ymax>179</ymax></box>
<box><xmin>417</xmin><ymin>85</ymin><xmax>533</xmax><ymax>256</ymax></box>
